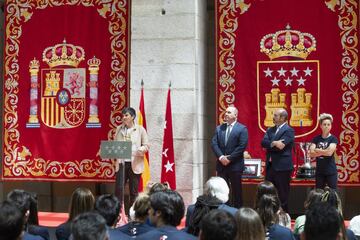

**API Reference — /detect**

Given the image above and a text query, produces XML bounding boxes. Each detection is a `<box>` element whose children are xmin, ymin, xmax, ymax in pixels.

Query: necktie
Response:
<box><xmin>275</xmin><ymin>126</ymin><xmax>280</xmax><ymax>135</ymax></box>
<box><xmin>225</xmin><ymin>125</ymin><xmax>232</xmax><ymax>145</ymax></box>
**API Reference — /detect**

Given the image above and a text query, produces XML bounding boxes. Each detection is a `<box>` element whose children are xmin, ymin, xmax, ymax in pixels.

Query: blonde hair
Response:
<box><xmin>133</xmin><ymin>193</ymin><xmax>151</xmax><ymax>221</ymax></box>
<box><xmin>319</xmin><ymin>113</ymin><xmax>333</xmax><ymax>124</ymax></box>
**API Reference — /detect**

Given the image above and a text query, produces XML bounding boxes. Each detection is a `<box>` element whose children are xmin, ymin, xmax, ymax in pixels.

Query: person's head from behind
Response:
<box><xmin>204</xmin><ymin>176</ymin><xmax>229</xmax><ymax>203</ymax></box>
<box><xmin>148</xmin><ymin>189</ymin><xmax>184</xmax><ymax>227</ymax></box>
<box><xmin>256</xmin><ymin>194</ymin><xmax>280</xmax><ymax>229</ymax></box>
<box><xmin>7</xmin><ymin>189</ymin><xmax>31</xmax><ymax>223</ymax></box>
<box><xmin>71</xmin><ymin>212</ymin><xmax>108</xmax><ymax>240</ymax></box>
<box><xmin>133</xmin><ymin>193</ymin><xmax>151</xmax><ymax>222</ymax></box>
<box><xmin>69</xmin><ymin>188</ymin><xmax>95</xmax><ymax>221</ymax></box>
<box><xmin>147</xmin><ymin>182</ymin><xmax>170</xmax><ymax>196</ymax></box>
<box><xmin>94</xmin><ymin>194</ymin><xmax>120</xmax><ymax>227</ymax></box>
<box><xmin>235</xmin><ymin>207</ymin><xmax>265</xmax><ymax>240</ymax></box>
<box><xmin>199</xmin><ymin>209</ymin><xmax>237</xmax><ymax>240</ymax></box>
<box><xmin>0</xmin><ymin>200</ymin><xmax>24</xmax><ymax>240</ymax></box>
<box><xmin>302</xmin><ymin>202</ymin><xmax>341</xmax><ymax>240</ymax></box>
<box><xmin>304</xmin><ymin>188</ymin><xmax>324</xmax><ymax>210</ymax></box>
<box><xmin>254</xmin><ymin>181</ymin><xmax>278</xmax><ymax>209</ymax></box>
<box><xmin>321</xmin><ymin>187</ymin><xmax>343</xmax><ymax>216</ymax></box>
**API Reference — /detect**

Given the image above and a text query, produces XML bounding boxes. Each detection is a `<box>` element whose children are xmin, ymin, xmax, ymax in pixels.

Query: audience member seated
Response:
<box><xmin>137</xmin><ymin>190</ymin><xmax>197</xmax><ymax>240</ymax></box>
<box><xmin>235</xmin><ymin>207</ymin><xmax>265</xmax><ymax>240</ymax></box>
<box><xmin>198</xmin><ymin>209</ymin><xmax>237</xmax><ymax>240</ymax></box>
<box><xmin>7</xmin><ymin>189</ymin><xmax>45</xmax><ymax>240</ymax></box>
<box><xmin>71</xmin><ymin>212</ymin><xmax>108</xmax><ymax>240</ymax></box>
<box><xmin>321</xmin><ymin>187</ymin><xmax>357</xmax><ymax>240</ymax></box>
<box><xmin>94</xmin><ymin>194</ymin><xmax>130</xmax><ymax>240</ymax></box>
<box><xmin>56</xmin><ymin>188</ymin><xmax>95</xmax><ymax>240</ymax></box>
<box><xmin>254</xmin><ymin>181</ymin><xmax>291</xmax><ymax>229</ymax></box>
<box><xmin>117</xmin><ymin>193</ymin><xmax>154</xmax><ymax>237</ymax></box>
<box><xmin>301</xmin><ymin>202</ymin><xmax>341</xmax><ymax>240</ymax></box>
<box><xmin>256</xmin><ymin>194</ymin><xmax>295</xmax><ymax>240</ymax></box>
<box><xmin>0</xmin><ymin>200</ymin><xmax>24</xmax><ymax>240</ymax></box>
<box><xmin>185</xmin><ymin>176</ymin><xmax>237</xmax><ymax>229</ymax></box>
<box><xmin>349</xmin><ymin>215</ymin><xmax>360</xmax><ymax>240</ymax></box>
<box><xmin>293</xmin><ymin>188</ymin><xmax>324</xmax><ymax>235</ymax></box>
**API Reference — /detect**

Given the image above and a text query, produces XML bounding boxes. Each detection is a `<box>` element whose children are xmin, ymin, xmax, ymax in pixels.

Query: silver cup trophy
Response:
<box><xmin>296</xmin><ymin>142</ymin><xmax>316</xmax><ymax>178</ymax></box>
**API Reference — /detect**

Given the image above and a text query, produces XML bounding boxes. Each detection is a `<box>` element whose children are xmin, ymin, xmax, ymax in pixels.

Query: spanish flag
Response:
<box><xmin>138</xmin><ymin>84</ymin><xmax>150</xmax><ymax>192</ymax></box>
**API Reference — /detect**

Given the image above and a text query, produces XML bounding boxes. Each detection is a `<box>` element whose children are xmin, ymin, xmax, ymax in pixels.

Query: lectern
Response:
<box><xmin>100</xmin><ymin>140</ymin><xmax>132</xmax><ymax>204</ymax></box>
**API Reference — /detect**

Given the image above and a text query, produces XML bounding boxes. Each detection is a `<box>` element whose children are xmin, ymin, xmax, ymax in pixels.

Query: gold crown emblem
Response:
<box><xmin>42</xmin><ymin>40</ymin><xmax>85</xmax><ymax>68</ymax></box>
<box><xmin>260</xmin><ymin>25</ymin><xmax>316</xmax><ymax>60</ymax></box>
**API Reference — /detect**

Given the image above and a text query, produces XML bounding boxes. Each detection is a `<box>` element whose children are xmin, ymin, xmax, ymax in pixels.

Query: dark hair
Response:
<box><xmin>235</xmin><ymin>207</ymin><xmax>265</xmax><ymax>240</ymax></box>
<box><xmin>7</xmin><ymin>190</ymin><xmax>39</xmax><ymax>227</ymax></box>
<box><xmin>94</xmin><ymin>194</ymin><xmax>121</xmax><ymax>227</ymax></box>
<box><xmin>0</xmin><ymin>200</ymin><xmax>24</xmax><ymax>240</ymax></box>
<box><xmin>69</xmin><ymin>188</ymin><xmax>95</xmax><ymax>221</ymax></box>
<box><xmin>254</xmin><ymin>181</ymin><xmax>278</xmax><ymax>209</ymax></box>
<box><xmin>304</xmin><ymin>188</ymin><xmax>324</xmax><ymax>210</ymax></box>
<box><xmin>147</xmin><ymin>182</ymin><xmax>169</xmax><ymax>195</ymax></box>
<box><xmin>122</xmin><ymin>107</ymin><xmax>136</xmax><ymax>118</ymax></box>
<box><xmin>256</xmin><ymin>194</ymin><xmax>280</xmax><ymax>229</ymax></box>
<box><xmin>71</xmin><ymin>212</ymin><xmax>107</xmax><ymax>240</ymax></box>
<box><xmin>149</xmin><ymin>190</ymin><xmax>184</xmax><ymax>226</ymax></box>
<box><xmin>199</xmin><ymin>209</ymin><xmax>237</xmax><ymax>240</ymax></box>
<box><xmin>7</xmin><ymin>189</ymin><xmax>31</xmax><ymax>216</ymax></box>
<box><xmin>187</xmin><ymin>194</ymin><xmax>222</xmax><ymax>236</ymax></box>
<box><xmin>133</xmin><ymin>194</ymin><xmax>151</xmax><ymax>221</ymax></box>
<box><xmin>305</xmin><ymin>202</ymin><xmax>341</xmax><ymax>240</ymax></box>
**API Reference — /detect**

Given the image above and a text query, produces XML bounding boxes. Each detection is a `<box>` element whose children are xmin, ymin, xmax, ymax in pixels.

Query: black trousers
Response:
<box><xmin>316</xmin><ymin>173</ymin><xmax>338</xmax><ymax>189</ymax></box>
<box><xmin>115</xmin><ymin>162</ymin><xmax>140</xmax><ymax>213</ymax></box>
<box><xmin>265</xmin><ymin>166</ymin><xmax>292</xmax><ymax>212</ymax></box>
<box><xmin>218</xmin><ymin>169</ymin><xmax>243</xmax><ymax>208</ymax></box>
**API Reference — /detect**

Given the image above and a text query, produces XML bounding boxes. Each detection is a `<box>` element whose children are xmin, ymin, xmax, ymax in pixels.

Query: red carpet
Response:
<box><xmin>38</xmin><ymin>212</ymin><xmax>68</xmax><ymax>227</ymax></box>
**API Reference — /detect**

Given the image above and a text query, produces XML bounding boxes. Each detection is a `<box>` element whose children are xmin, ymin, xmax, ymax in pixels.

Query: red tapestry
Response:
<box><xmin>216</xmin><ymin>0</ymin><xmax>359</xmax><ymax>185</ymax></box>
<box><xmin>2</xmin><ymin>0</ymin><xmax>130</xmax><ymax>181</ymax></box>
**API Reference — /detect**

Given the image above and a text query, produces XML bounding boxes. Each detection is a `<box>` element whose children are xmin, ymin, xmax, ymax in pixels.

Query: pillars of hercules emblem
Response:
<box><xmin>86</xmin><ymin>56</ymin><xmax>101</xmax><ymax>128</ymax></box>
<box><xmin>26</xmin><ymin>58</ymin><xmax>40</xmax><ymax>128</ymax></box>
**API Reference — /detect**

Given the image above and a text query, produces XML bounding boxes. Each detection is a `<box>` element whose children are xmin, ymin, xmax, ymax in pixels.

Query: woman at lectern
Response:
<box><xmin>114</xmin><ymin>107</ymin><xmax>149</xmax><ymax>213</ymax></box>
<box><xmin>309</xmin><ymin>113</ymin><xmax>338</xmax><ymax>189</ymax></box>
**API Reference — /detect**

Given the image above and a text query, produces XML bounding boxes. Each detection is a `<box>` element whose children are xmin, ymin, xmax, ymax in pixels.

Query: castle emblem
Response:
<box><xmin>257</xmin><ymin>25</ymin><xmax>320</xmax><ymax>137</ymax></box>
<box><xmin>26</xmin><ymin>40</ymin><xmax>102</xmax><ymax>129</ymax></box>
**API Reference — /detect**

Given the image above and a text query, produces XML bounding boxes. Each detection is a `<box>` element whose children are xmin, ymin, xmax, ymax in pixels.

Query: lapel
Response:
<box><xmin>225</xmin><ymin>122</ymin><xmax>238</xmax><ymax>145</ymax></box>
<box><xmin>220</xmin><ymin>123</ymin><xmax>227</xmax><ymax>144</ymax></box>
<box><xmin>273</xmin><ymin>123</ymin><xmax>288</xmax><ymax>140</ymax></box>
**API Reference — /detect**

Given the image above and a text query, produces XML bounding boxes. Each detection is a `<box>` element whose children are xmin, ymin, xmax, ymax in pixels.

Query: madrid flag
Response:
<box><xmin>161</xmin><ymin>87</ymin><xmax>176</xmax><ymax>189</ymax></box>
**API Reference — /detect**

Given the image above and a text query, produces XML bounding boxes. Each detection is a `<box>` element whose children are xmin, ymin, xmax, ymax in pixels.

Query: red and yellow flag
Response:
<box><xmin>138</xmin><ymin>86</ymin><xmax>150</xmax><ymax>191</ymax></box>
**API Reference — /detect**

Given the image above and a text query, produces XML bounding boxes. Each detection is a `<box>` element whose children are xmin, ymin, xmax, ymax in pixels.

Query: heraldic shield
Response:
<box><xmin>257</xmin><ymin>25</ymin><xmax>320</xmax><ymax>138</ymax></box>
<box><xmin>41</xmin><ymin>68</ymin><xmax>86</xmax><ymax>128</ymax></box>
<box><xmin>26</xmin><ymin>40</ymin><xmax>102</xmax><ymax>129</ymax></box>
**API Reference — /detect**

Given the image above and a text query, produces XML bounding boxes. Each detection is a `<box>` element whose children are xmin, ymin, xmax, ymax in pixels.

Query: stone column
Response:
<box><xmin>130</xmin><ymin>0</ymin><xmax>208</xmax><ymax>205</ymax></box>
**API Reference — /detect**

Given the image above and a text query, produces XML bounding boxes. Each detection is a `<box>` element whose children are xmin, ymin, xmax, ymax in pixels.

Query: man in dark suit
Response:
<box><xmin>211</xmin><ymin>106</ymin><xmax>248</xmax><ymax>208</ymax></box>
<box><xmin>261</xmin><ymin>108</ymin><xmax>294</xmax><ymax>212</ymax></box>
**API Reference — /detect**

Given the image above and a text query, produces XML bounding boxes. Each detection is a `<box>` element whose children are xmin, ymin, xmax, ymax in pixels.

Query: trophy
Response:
<box><xmin>296</xmin><ymin>142</ymin><xmax>316</xmax><ymax>178</ymax></box>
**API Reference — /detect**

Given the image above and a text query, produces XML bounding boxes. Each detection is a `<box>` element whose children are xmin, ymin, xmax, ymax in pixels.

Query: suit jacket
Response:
<box><xmin>185</xmin><ymin>203</ymin><xmax>237</xmax><ymax>227</ymax></box>
<box><xmin>108</xmin><ymin>227</ymin><xmax>132</xmax><ymax>240</ymax></box>
<box><xmin>267</xmin><ymin>224</ymin><xmax>295</xmax><ymax>240</ymax></box>
<box><xmin>28</xmin><ymin>225</ymin><xmax>50</xmax><ymax>240</ymax></box>
<box><xmin>24</xmin><ymin>232</ymin><xmax>44</xmax><ymax>240</ymax></box>
<box><xmin>136</xmin><ymin>225</ymin><xmax>197</xmax><ymax>240</ymax></box>
<box><xmin>115</xmin><ymin>123</ymin><xmax>149</xmax><ymax>174</ymax></box>
<box><xmin>211</xmin><ymin>122</ymin><xmax>248</xmax><ymax>172</ymax></box>
<box><xmin>261</xmin><ymin>123</ymin><xmax>294</xmax><ymax>171</ymax></box>
<box><xmin>55</xmin><ymin>221</ymin><xmax>71</xmax><ymax>240</ymax></box>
